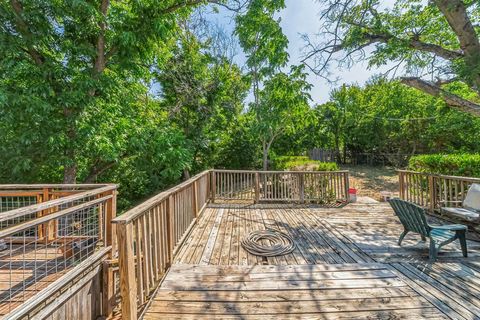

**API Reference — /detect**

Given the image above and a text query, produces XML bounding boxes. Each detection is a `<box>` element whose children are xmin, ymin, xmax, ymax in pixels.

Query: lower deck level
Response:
<box><xmin>144</xmin><ymin>203</ymin><xmax>480</xmax><ymax>319</ymax></box>
<box><xmin>0</xmin><ymin>246</ymin><xmax>69</xmax><ymax>316</ymax></box>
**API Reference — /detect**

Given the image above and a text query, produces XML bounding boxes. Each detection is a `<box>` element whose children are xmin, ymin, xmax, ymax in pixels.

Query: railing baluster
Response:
<box><xmin>117</xmin><ymin>222</ymin><xmax>138</xmax><ymax>320</ymax></box>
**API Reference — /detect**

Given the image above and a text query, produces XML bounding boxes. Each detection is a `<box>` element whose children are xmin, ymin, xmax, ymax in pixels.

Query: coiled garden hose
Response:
<box><xmin>241</xmin><ymin>230</ymin><xmax>295</xmax><ymax>257</ymax></box>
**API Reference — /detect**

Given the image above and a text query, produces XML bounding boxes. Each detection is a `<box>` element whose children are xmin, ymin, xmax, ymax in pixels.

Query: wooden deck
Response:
<box><xmin>0</xmin><ymin>246</ymin><xmax>69</xmax><ymax>316</ymax></box>
<box><xmin>144</xmin><ymin>203</ymin><xmax>480</xmax><ymax>319</ymax></box>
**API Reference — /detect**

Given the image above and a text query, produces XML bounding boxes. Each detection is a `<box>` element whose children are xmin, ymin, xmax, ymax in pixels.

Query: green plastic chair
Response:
<box><xmin>388</xmin><ymin>198</ymin><xmax>468</xmax><ymax>262</ymax></box>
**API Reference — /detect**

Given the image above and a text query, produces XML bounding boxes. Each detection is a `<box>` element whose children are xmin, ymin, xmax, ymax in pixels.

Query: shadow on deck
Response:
<box><xmin>143</xmin><ymin>202</ymin><xmax>480</xmax><ymax>319</ymax></box>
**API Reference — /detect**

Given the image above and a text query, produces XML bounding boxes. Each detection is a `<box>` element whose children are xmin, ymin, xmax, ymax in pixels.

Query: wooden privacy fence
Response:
<box><xmin>398</xmin><ymin>170</ymin><xmax>480</xmax><ymax>212</ymax></box>
<box><xmin>0</xmin><ymin>184</ymin><xmax>117</xmax><ymax>319</ymax></box>
<box><xmin>308</xmin><ymin>148</ymin><xmax>337</xmax><ymax>162</ymax></box>
<box><xmin>212</xmin><ymin>170</ymin><xmax>349</xmax><ymax>204</ymax></box>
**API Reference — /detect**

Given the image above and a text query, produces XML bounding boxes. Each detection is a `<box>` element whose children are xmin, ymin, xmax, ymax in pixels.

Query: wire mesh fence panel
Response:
<box><xmin>0</xmin><ymin>195</ymin><xmax>38</xmax><ymax>213</ymax></box>
<box><xmin>0</xmin><ymin>186</ymin><xmax>115</xmax><ymax>317</ymax></box>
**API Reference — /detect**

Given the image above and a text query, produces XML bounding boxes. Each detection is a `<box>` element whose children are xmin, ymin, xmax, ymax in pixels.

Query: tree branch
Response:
<box><xmin>161</xmin><ymin>0</ymin><xmax>245</xmax><ymax>14</ymax></box>
<box><xmin>434</xmin><ymin>0</ymin><xmax>480</xmax><ymax>87</ymax></box>
<box><xmin>401</xmin><ymin>77</ymin><xmax>480</xmax><ymax>116</ymax></box>
<box><xmin>434</xmin><ymin>0</ymin><xmax>480</xmax><ymax>57</ymax></box>
<box><xmin>83</xmin><ymin>160</ymin><xmax>117</xmax><ymax>183</ymax></box>
<box><xmin>360</xmin><ymin>32</ymin><xmax>463</xmax><ymax>61</ymax></box>
<box><xmin>93</xmin><ymin>0</ymin><xmax>110</xmax><ymax>74</ymax></box>
<box><xmin>10</xmin><ymin>0</ymin><xmax>45</xmax><ymax>65</ymax></box>
<box><xmin>161</xmin><ymin>0</ymin><xmax>205</xmax><ymax>14</ymax></box>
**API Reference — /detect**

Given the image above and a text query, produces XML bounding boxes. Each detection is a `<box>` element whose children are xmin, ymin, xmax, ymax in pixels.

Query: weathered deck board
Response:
<box><xmin>0</xmin><ymin>246</ymin><xmax>69</xmax><ymax>316</ymax></box>
<box><xmin>145</xmin><ymin>264</ymin><xmax>446</xmax><ymax>319</ymax></box>
<box><xmin>143</xmin><ymin>203</ymin><xmax>480</xmax><ymax>319</ymax></box>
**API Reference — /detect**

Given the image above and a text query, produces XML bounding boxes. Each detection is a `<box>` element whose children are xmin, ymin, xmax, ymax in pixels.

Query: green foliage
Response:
<box><xmin>273</xmin><ymin>156</ymin><xmax>339</xmax><ymax>171</ymax></box>
<box><xmin>253</xmin><ymin>65</ymin><xmax>313</xmax><ymax>169</ymax></box>
<box><xmin>0</xmin><ymin>1</ymin><xmax>197</xmax><ymax>183</ymax></box>
<box><xmin>157</xmin><ymin>30</ymin><xmax>249</xmax><ymax>173</ymax></box>
<box><xmin>213</xmin><ymin>114</ymin><xmax>261</xmax><ymax>170</ymax></box>
<box><xmin>235</xmin><ymin>0</ymin><xmax>289</xmax><ymax>79</ymax></box>
<box><xmin>315</xmin><ymin>78</ymin><xmax>480</xmax><ymax>166</ymax></box>
<box><xmin>310</xmin><ymin>0</ymin><xmax>480</xmax><ymax>116</ymax></box>
<box><xmin>408</xmin><ymin>154</ymin><xmax>480</xmax><ymax>178</ymax></box>
<box><xmin>0</xmin><ymin>0</ymin><xmax>247</xmax><ymax>210</ymax></box>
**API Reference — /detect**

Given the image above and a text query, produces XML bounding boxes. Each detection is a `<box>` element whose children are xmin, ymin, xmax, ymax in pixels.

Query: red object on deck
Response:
<box><xmin>348</xmin><ymin>188</ymin><xmax>357</xmax><ymax>202</ymax></box>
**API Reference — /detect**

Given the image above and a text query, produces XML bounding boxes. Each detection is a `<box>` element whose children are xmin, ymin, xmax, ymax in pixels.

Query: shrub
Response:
<box><xmin>314</xmin><ymin>162</ymin><xmax>339</xmax><ymax>171</ymax></box>
<box><xmin>273</xmin><ymin>156</ymin><xmax>339</xmax><ymax>171</ymax></box>
<box><xmin>408</xmin><ymin>154</ymin><xmax>480</xmax><ymax>177</ymax></box>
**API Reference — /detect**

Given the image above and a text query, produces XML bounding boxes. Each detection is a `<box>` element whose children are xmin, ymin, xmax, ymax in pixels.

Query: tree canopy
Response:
<box><xmin>303</xmin><ymin>0</ymin><xmax>480</xmax><ymax>116</ymax></box>
<box><xmin>2</xmin><ymin>0</ymin><xmax>480</xmax><ymax>211</ymax></box>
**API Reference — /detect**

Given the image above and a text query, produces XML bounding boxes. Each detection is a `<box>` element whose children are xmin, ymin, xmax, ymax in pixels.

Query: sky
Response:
<box><xmin>205</xmin><ymin>0</ymin><xmax>397</xmax><ymax>104</ymax></box>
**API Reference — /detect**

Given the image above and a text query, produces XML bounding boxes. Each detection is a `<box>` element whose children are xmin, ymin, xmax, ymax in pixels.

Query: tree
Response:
<box><xmin>214</xmin><ymin>113</ymin><xmax>260</xmax><ymax>169</ymax></box>
<box><xmin>318</xmin><ymin>84</ymin><xmax>363</xmax><ymax>162</ymax></box>
<box><xmin>157</xmin><ymin>27</ymin><xmax>249</xmax><ymax>176</ymax></box>
<box><xmin>303</xmin><ymin>0</ymin><xmax>480</xmax><ymax>116</ymax></box>
<box><xmin>253</xmin><ymin>65</ymin><xmax>312</xmax><ymax>170</ymax></box>
<box><xmin>315</xmin><ymin>78</ymin><xmax>480</xmax><ymax>166</ymax></box>
<box><xmin>235</xmin><ymin>0</ymin><xmax>292</xmax><ymax>170</ymax></box>
<box><xmin>0</xmin><ymin>0</ymin><xmax>228</xmax><ymax>183</ymax></box>
<box><xmin>235</xmin><ymin>0</ymin><xmax>289</xmax><ymax>106</ymax></box>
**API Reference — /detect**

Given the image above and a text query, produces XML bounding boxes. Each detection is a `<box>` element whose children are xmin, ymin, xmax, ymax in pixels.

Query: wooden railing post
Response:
<box><xmin>102</xmin><ymin>260</ymin><xmax>115</xmax><ymax>318</ymax></box>
<box><xmin>399</xmin><ymin>171</ymin><xmax>405</xmax><ymax>199</ymax></box>
<box><xmin>428</xmin><ymin>175</ymin><xmax>435</xmax><ymax>212</ymax></box>
<box><xmin>344</xmin><ymin>172</ymin><xmax>350</xmax><ymax>202</ymax></box>
<box><xmin>117</xmin><ymin>223</ymin><xmax>137</xmax><ymax>320</ymax></box>
<box><xmin>42</xmin><ymin>188</ymin><xmax>57</xmax><ymax>242</ymax></box>
<box><xmin>299</xmin><ymin>173</ymin><xmax>305</xmax><ymax>203</ymax></box>
<box><xmin>192</xmin><ymin>180</ymin><xmax>198</xmax><ymax>217</ymax></box>
<box><xmin>254</xmin><ymin>172</ymin><xmax>260</xmax><ymax>204</ymax></box>
<box><xmin>211</xmin><ymin>171</ymin><xmax>216</xmax><ymax>203</ymax></box>
<box><xmin>106</xmin><ymin>188</ymin><xmax>117</xmax><ymax>256</ymax></box>
<box><xmin>166</xmin><ymin>195</ymin><xmax>174</xmax><ymax>266</ymax></box>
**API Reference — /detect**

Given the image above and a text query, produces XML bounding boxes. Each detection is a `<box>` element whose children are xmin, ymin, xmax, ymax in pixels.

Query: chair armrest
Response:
<box><xmin>439</xmin><ymin>200</ymin><xmax>463</xmax><ymax>207</ymax></box>
<box><xmin>431</xmin><ymin>224</ymin><xmax>467</xmax><ymax>231</ymax></box>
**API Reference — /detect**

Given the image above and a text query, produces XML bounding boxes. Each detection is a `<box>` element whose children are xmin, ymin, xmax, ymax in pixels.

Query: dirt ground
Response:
<box><xmin>341</xmin><ymin>165</ymin><xmax>399</xmax><ymax>201</ymax></box>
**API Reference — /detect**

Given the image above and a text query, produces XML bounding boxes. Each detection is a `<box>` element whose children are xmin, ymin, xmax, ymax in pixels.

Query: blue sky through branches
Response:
<box><xmin>205</xmin><ymin>0</ymin><xmax>398</xmax><ymax>104</ymax></box>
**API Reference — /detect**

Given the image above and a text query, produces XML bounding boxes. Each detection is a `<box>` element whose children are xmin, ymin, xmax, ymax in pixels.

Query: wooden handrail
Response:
<box><xmin>0</xmin><ymin>184</ymin><xmax>118</xmax><ymax>319</ymax></box>
<box><xmin>0</xmin><ymin>184</ymin><xmax>117</xmax><ymax>222</ymax></box>
<box><xmin>6</xmin><ymin>247</ymin><xmax>111</xmax><ymax>319</ymax></box>
<box><xmin>212</xmin><ymin>170</ymin><xmax>349</xmax><ymax>203</ymax></box>
<box><xmin>397</xmin><ymin>170</ymin><xmax>480</xmax><ymax>183</ymax></box>
<box><xmin>0</xmin><ymin>183</ymin><xmax>114</xmax><ymax>189</ymax></box>
<box><xmin>398</xmin><ymin>170</ymin><xmax>480</xmax><ymax>213</ymax></box>
<box><xmin>114</xmin><ymin>170</ymin><xmax>212</xmax><ymax>320</ymax></box>
<box><xmin>112</xmin><ymin>170</ymin><xmax>212</xmax><ymax>224</ymax></box>
<box><xmin>213</xmin><ymin>169</ymin><xmax>349</xmax><ymax>174</ymax></box>
<box><xmin>0</xmin><ymin>195</ymin><xmax>112</xmax><ymax>239</ymax></box>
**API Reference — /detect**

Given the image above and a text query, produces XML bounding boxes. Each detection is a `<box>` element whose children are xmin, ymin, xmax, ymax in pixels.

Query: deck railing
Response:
<box><xmin>0</xmin><ymin>184</ymin><xmax>117</xmax><ymax>318</ymax></box>
<box><xmin>112</xmin><ymin>170</ymin><xmax>211</xmax><ymax>320</ymax></box>
<box><xmin>114</xmin><ymin>169</ymin><xmax>349</xmax><ymax>319</ymax></box>
<box><xmin>212</xmin><ymin>170</ymin><xmax>349</xmax><ymax>203</ymax></box>
<box><xmin>398</xmin><ymin>170</ymin><xmax>480</xmax><ymax>212</ymax></box>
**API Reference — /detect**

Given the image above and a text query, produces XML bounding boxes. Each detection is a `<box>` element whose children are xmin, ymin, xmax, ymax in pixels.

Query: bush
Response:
<box><xmin>408</xmin><ymin>154</ymin><xmax>480</xmax><ymax>177</ymax></box>
<box><xmin>273</xmin><ymin>156</ymin><xmax>339</xmax><ymax>171</ymax></box>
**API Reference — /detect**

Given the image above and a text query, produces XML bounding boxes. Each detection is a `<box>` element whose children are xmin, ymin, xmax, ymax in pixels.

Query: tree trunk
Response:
<box><xmin>334</xmin><ymin>135</ymin><xmax>341</xmax><ymax>163</ymax></box>
<box><xmin>63</xmin><ymin>163</ymin><xmax>77</xmax><ymax>184</ymax></box>
<box><xmin>434</xmin><ymin>0</ymin><xmax>480</xmax><ymax>89</ymax></box>
<box><xmin>183</xmin><ymin>168</ymin><xmax>190</xmax><ymax>180</ymax></box>
<box><xmin>262</xmin><ymin>143</ymin><xmax>268</xmax><ymax>171</ymax></box>
<box><xmin>401</xmin><ymin>77</ymin><xmax>480</xmax><ymax>116</ymax></box>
